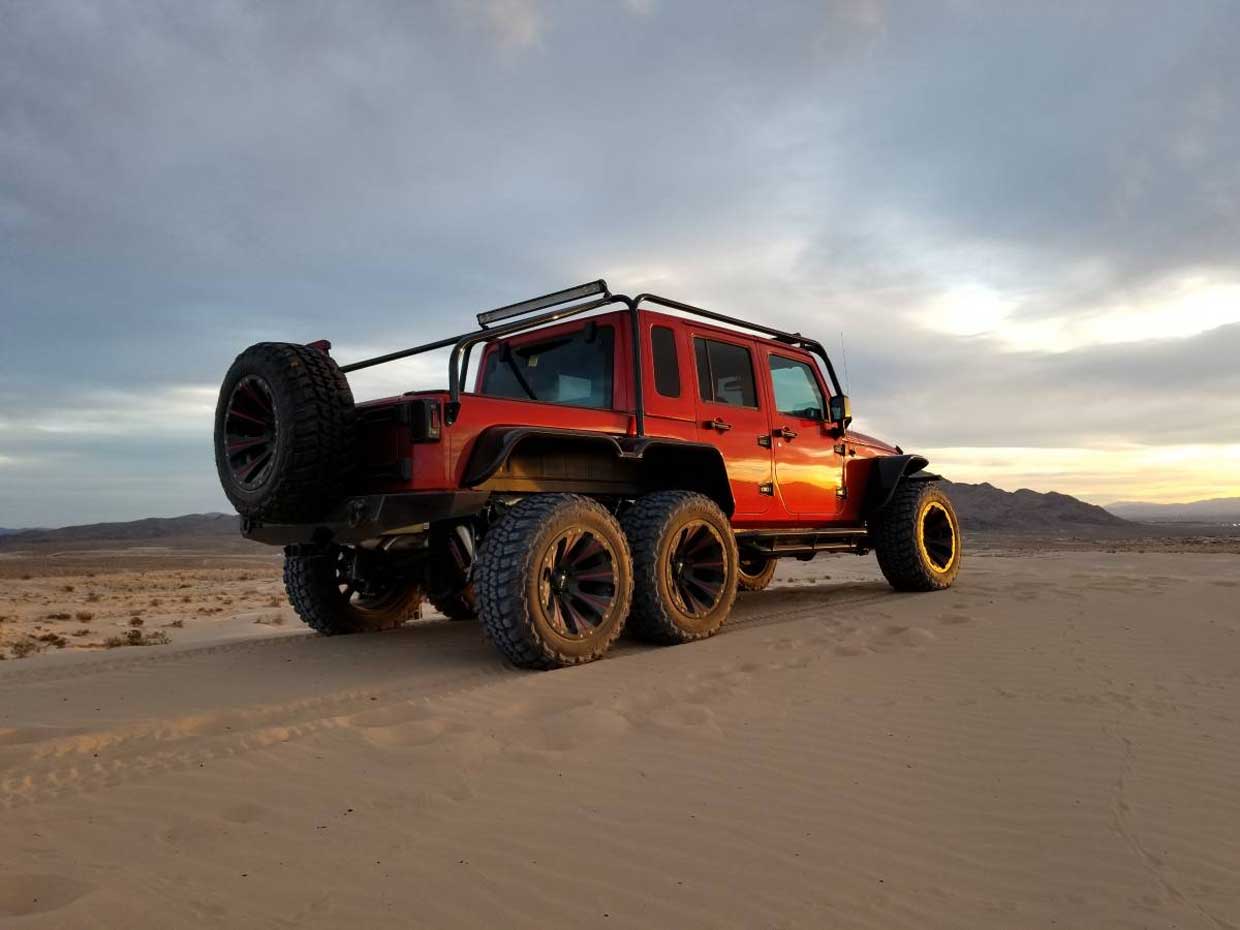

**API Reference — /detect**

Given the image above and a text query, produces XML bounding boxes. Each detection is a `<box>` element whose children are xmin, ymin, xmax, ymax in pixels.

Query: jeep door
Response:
<box><xmin>689</xmin><ymin>332</ymin><xmax>773</xmax><ymax>517</ymax></box>
<box><xmin>762</xmin><ymin>350</ymin><xmax>845</xmax><ymax>519</ymax></box>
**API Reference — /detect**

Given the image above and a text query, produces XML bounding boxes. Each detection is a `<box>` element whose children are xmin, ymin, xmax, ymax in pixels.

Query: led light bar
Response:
<box><xmin>476</xmin><ymin>280</ymin><xmax>607</xmax><ymax>327</ymax></box>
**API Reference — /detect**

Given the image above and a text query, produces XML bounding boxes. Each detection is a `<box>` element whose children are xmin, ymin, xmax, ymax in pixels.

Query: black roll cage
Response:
<box><xmin>339</xmin><ymin>280</ymin><xmax>846</xmax><ymax>433</ymax></box>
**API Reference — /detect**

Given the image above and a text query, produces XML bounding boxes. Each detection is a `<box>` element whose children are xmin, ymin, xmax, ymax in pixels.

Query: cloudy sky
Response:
<box><xmin>2</xmin><ymin>1</ymin><xmax>1238</xmax><ymax>526</ymax></box>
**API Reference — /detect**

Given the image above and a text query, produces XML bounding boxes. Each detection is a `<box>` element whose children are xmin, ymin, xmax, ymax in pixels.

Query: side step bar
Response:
<box><xmin>736</xmin><ymin>526</ymin><xmax>870</xmax><ymax>558</ymax></box>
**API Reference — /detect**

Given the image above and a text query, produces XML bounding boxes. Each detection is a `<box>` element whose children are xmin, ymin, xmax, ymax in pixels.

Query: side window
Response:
<box><xmin>479</xmin><ymin>325</ymin><xmax>614</xmax><ymax>408</ymax></box>
<box><xmin>651</xmin><ymin>326</ymin><xmax>680</xmax><ymax>398</ymax></box>
<box><xmin>693</xmin><ymin>337</ymin><xmax>758</xmax><ymax>408</ymax></box>
<box><xmin>768</xmin><ymin>355</ymin><xmax>825</xmax><ymax>420</ymax></box>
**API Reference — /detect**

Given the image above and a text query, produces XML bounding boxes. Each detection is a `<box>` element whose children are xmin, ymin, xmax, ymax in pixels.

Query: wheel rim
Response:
<box><xmin>224</xmin><ymin>375</ymin><xmax>278</xmax><ymax>489</ymax></box>
<box><xmin>918</xmin><ymin>501</ymin><xmax>956</xmax><ymax>573</ymax></box>
<box><xmin>739</xmin><ymin>557</ymin><xmax>768</xmax><ymax>579</ymax></box>
<box><xmin>334</xmin><ymin>548</ymin><xmax>408</xmax><ymax>613</ymax></box>
<box><xmin>667</xmin><ymin>520</ymin><xmax>726</xmax><ymax>618</ymax></box>
<box><xmin>537</xmin><ymin>528</ymin><xmax>619</xmax><ymax>639</ymax></box>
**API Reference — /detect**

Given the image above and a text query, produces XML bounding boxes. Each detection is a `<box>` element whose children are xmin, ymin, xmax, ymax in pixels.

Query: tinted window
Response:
<box><xmin>694</xmin><ymin>337</ymin><xmax>758</xmax><ymax>408</ymax></box>
<box><xmin>769</xmin><ymin>355</ymin><xmax>825</xmax><ymax>419</ymax></box>
<box><xmin>651</xmin><ymin>326</ymin><xmax>680</xmax><ymax>397</ymax></box>
<box><xmin>480</xmin><ymin>325</ymin><xmax>614</xmax><ymax>408</ymax></box>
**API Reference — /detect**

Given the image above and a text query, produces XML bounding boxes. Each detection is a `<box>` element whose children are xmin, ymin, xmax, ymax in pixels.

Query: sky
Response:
<box><xmin>2</xmin><ymin>0</ymin><xmax>1239</xmax><ymax>526</ymax></box>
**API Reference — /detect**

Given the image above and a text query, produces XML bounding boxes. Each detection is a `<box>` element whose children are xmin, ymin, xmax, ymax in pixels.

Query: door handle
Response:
<box><xmin>773</xmin><ymin>426</ymin><xmax>798</xmax><ymax>441</ymax></box>
<box><xmin>704</xmin><ymin>417</ymin><xmax>733</xmax><ymax>433</ymax></box>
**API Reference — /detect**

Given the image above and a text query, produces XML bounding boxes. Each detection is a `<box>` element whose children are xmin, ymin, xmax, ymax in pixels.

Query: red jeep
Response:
<box><xmin>214</xmin><ymin>281</ymin><xmax>960</xmax><ymax>668</ymax></box>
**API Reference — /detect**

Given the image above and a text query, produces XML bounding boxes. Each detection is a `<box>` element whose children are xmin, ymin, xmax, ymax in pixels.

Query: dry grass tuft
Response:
<box><xmin>46</xmin><ymin>611</ymin><xmax>72</xmax><ymax>621</ymax></box>
<box><xmin>105</xmin><ymin>629</ymin><xmax>172</xmax><ymax>649</ymax></box>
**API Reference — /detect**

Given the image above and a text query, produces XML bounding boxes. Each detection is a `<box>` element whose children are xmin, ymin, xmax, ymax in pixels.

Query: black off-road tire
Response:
<box><xmin>474</xmin><ymin>495</ymin><xmax>633</xmax><ymax>669</ymax></box>
<box><xmin>872</xmin><ymin>481</ymin><xmax>962</xmax><ymax>592</ymax></box>
<box><xmin>737</xmin><ymin>556</ymin><xmax>777</xmax><ymax>592</ymax></box>
<box><xmin>284</xmin><ymin>546</ymin><xmax>422</xmax><ymax>635</ymax></box>
<box><xmin>623</xmin><ymin>491</ymin><xmax>739</xmax><ymax>645</ymax></box>
<box><xmin>428</xmin><ymin>589</ymin><xmax>476</xmax><ymax>621</ymax></box>
<box><xmin>214</xmin><ymin>342</ymin><xmax>355</xmax><ymax>523</ymax></box>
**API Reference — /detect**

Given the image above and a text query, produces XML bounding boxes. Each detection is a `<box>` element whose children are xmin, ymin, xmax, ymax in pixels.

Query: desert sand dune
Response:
<box><xmin>1</xmin><ymin>551</ymin><xmax>1238</xmax><ymax>928</ymax></box>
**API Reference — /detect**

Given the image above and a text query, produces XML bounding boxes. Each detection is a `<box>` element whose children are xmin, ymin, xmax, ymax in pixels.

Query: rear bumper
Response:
<box><xmin>242</xmin><ymin>490</ymin><xmax>489</xmax><ymax>546</ymax></box>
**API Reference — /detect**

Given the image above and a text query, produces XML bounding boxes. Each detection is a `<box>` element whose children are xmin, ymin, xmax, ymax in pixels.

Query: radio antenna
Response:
<box><xmin>839</xmin><ymin>331</ymin><xmax>851</xmax><ymax>394</ymax></box>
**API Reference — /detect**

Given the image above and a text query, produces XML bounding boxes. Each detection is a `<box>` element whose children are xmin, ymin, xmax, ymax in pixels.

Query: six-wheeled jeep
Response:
<box><xmin>214</xmin><ymin>281</ymin><xmax>961</xmax><ymax>668</ymax></box>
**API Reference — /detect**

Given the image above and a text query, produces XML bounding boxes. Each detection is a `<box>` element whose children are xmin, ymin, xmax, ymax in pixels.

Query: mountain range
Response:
<box><xmin>939</xmin><ymin>481</ymin><xmax>1128</xmax><ymax>532</ymax></box>
<box><xmin>0</xmin><ymin>482</ymin><xmax>1140</xmax><ymax>547</ymax></box>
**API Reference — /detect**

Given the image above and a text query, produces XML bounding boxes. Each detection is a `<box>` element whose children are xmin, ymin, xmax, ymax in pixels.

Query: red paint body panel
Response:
<box><xmin>352</xmin><ymin>308</ymin><xmax>907</xmax><ymax>530</ymax></box>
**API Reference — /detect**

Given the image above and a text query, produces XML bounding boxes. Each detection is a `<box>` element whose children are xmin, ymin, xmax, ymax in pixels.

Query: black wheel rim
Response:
<box><xmin>537</xmin><ymin>528</ymin><xmax>618</xmax><ymax>639</ymax></box>
<box><xmin>334</xmin><ymin>548</ymin><xmax>406</xmax><ymax>612</ymax></box>
<box><xmin>668</xmin><ymin>521</ymin><xmax>726</xmax><ymax>618</ymax></box>
<box><xmin>224</xmin><ymin>375</ymin><xmax>277</xmax><ymax>489</ymax></box>
<box><xmin>919</xmin><ymin>501</ymin><xmax>956</xmax><ymax>572</ymax></box>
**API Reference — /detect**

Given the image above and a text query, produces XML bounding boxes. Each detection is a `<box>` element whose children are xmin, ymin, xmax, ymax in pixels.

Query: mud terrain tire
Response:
<box><xmin>475</xmin><ymin>495</ymin><xmax>633</xmax><ymax>669</ymax></box>
<box><xmin>284</xmin><ymin>545</ymin><xmax>422</xmax><ymax>635</ymax></box>
<box><xmin>737</xmin><ymin>556</ymin><xmax>777</xmax><ymax>592</ymax></box>
<box><xmin>428</xmin><ymin>589</ymin><xmax>476</xmax><ymax>621</ymax></box>
<box><xmin>872</xmin><ymin>481</ymin><xmax>961</xmax><ymax>592</ymax></box>
<box><xmin>214</xmin><ymin>342</ymin><xmax>355</xmax><ymax>523</ymax></box>
<box><xmin>623</xmin><ymin>491</ymin><xmax>739</xmax><ymax>644</ymax></box>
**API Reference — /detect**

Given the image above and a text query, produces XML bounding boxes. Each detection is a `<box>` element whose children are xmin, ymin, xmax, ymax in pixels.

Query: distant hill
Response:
<box><xmin>1105</xmin><ymin>498</ymin><xmax>1240</xmax><ymax>524</ymax></box>
<box><xmin>941</xmin><ymin>481</ymin><xmax>1129</xmax><ymax>532</ymax></box>
<box><xmin>0</xmin><ymin>513</ymin><xmax>241</xmax><ymax>548</ymax></box>
<box><xmin>0</xmin><ymin>483</ymin><xmax>1135</xmax><ymax>547</ymax></box>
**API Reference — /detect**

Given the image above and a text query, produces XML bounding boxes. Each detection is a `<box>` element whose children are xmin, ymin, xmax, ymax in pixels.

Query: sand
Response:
<box><xmin>1</xmin><ymin>548</ymin><xmax>1238</xmax><ymax>928</ymax></box>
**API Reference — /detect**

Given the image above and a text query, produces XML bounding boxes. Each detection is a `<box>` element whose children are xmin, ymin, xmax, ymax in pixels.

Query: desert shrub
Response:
<box><xmin>167</xmin><ymin>619</ymin><xmax>185</xmax><ymax>628</ymax></box>
<box><xmin>86</xmin><ymin>592</ymin><xmax>101</xmax><ymax>602</ymax></box>
<box><xmin>46</xmin><ymin>611</ymin><xmax>71</xmax><ymax>621</ymax></box>
<box><xmin>75</xmin><ymin>611</ymin><xmax>94</xmax><ymax>621</ymax></box>
<box><xmin>62</xmin><ymin>584</ymin><xmax>75</xmax><ymax>592</ymax></box>
<box><xmin>129</xmin><ymin>617</ymin><xmax>144</xmax><ymax>627</ymax></box>
<box><xmin>104</xmin><ymin>629</ymin><xmax>171</xmax><ymax>648</ymax></box>
<box><xmin>35</xmin><ymin>632</ymin><xmax>68</xmax><ymax>648</ymax></box>
<box><xmin>11</xmin><ymin>639</ymin><xmax>40</xmax><ymax>658</ymax></box>
<box><xmin>71</xmin><ymin>628</ymin><xmax>91</xmax><ymax>637</ymax></box>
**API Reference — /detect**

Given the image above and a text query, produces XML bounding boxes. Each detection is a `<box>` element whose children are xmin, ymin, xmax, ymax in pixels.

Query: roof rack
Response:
<box><xmin>340</xmin><ymin>280</ymin><xmax>613</xmax><ymax>375</ymax></box>
<box><xmin>338</xmin><ymin>279</ymin><xmax>844</xmax><ymax>438</ymax></box>
<box><xmin>632</xmin><ymin>293</ymin><xmax>843</xmax><ymax>397</ymax></box>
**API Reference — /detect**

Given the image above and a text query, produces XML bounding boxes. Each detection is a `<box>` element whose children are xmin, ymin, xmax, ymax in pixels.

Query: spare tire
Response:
<box><xmin>213</xmin><ymin>342</ymin><xmax>355</xmax><ymax>522</ymax></box>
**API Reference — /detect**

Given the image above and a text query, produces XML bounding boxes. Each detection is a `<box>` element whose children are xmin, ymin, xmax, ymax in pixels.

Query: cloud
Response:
<box><xmin>1</xmin><ymin>1</ymin><xmax>1238</xmax><ymax>524</ymax></box>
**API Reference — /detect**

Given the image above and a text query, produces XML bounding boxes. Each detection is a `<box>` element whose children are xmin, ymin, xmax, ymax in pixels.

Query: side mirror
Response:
<box><xmin>828</xmin><ymin>394</ymin><xmax>852</xmax><ymax>428</ymax></box>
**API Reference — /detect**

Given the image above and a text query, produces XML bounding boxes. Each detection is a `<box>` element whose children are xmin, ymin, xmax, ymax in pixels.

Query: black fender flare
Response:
<box><xmin>461</xmin><ymin>426</ymin><xmax>735</xmax><ymax>515</ymax></box>
<box><xmin>861</xmin><ymin>454</ymin><xmax>940</xmax><ymax>517</ymax></box>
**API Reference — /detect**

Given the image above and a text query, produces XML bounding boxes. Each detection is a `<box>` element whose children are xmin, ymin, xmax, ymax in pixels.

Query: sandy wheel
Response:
<box><xmin>284</xmin><ymin>545</ymin><xmax>422</xmax><ymax>635</ymax></box>
<box><xmin>872</xmin><ymin>481</ymin><xmax>962</xmax><ymax>592</ymax></box>
<box><xmin>737</xmin><ymin>556</ymin><xmax>777</xmax><ymax>592</ymax></box>
<box><xmin>474</xmin><ymin>495</ymin><xmax>633</xmax><ymax>669</ymax></box>
<box><xmin>623</xmin><ymin>491</ymin><xmax>739</xmax><ymax>644</ymax></box>
<box><xmin>214</xmin><ymin>342</ymin><xmax>355</xmax><ymax>523</ymax></box>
